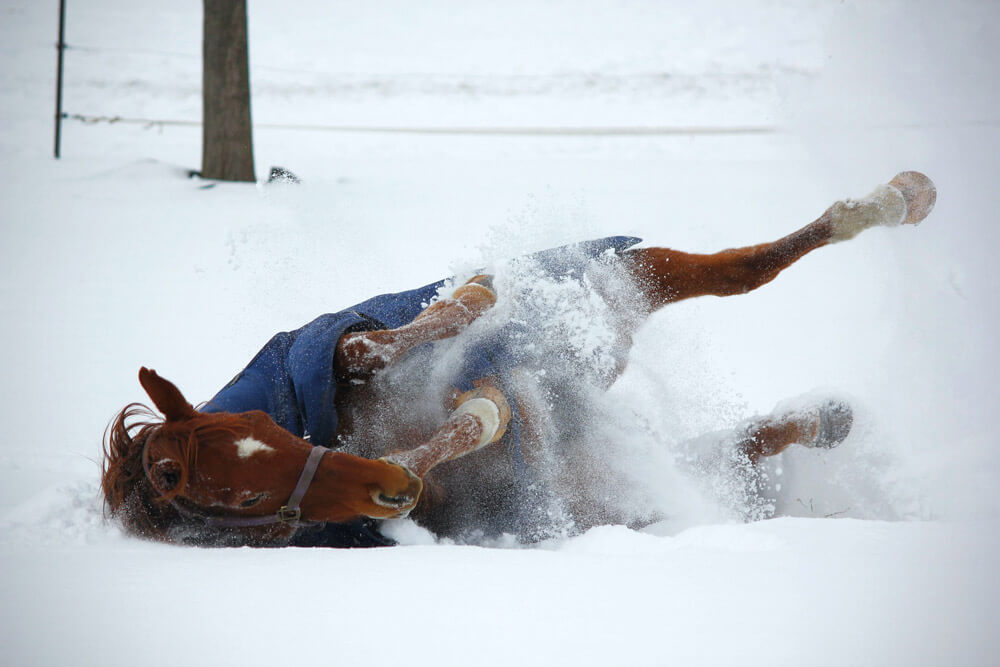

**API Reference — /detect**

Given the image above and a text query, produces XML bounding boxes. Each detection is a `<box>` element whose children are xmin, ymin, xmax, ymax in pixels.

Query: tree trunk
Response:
<box><xmin>201</xmin><ymin>0</ymin><xmax>255</xmax><ymax>182</ymax></box>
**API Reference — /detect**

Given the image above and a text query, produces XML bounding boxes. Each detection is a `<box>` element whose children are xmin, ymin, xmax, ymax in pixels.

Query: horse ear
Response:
<box><xmin>138</xmin><ymin>367</ymin><xmax>198</xmax><ymax>421</ymax></box>
<box><xmin>149</xmin><ymin>458</ymin><xmax>183</xmax><ymax>494</ymax></box>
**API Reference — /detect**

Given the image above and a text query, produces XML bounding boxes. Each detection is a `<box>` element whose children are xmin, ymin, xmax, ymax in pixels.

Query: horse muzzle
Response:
<box><xmin>370</xmin><ymin>462</ymin><xmax>423</xmax><ymax>517</ymax></box>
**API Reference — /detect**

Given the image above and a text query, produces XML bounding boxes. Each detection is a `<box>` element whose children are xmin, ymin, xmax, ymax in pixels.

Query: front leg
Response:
<box><xmin>335</xmin><ymin>278</ymin><xmax>496</xmax><ymax>378</ymax></box>
<box><xmin>382</xmin><ymin>385</ymin><xmax>512</xmax><ymax>477</ymax></box>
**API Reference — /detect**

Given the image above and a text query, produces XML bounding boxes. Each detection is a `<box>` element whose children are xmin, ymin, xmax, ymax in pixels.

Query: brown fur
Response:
<box><xmin>101</xmin><ymin>403</ymin><xmax>248</xmax><ymax>541</ymax></box>
<box><xmin>101</xmin><ymin>403</ymin><xmax>177</xmax><ymax>540</ymax></box>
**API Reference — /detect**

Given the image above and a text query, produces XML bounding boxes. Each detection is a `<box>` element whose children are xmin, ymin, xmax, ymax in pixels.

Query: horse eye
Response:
<box><xmin>239</xmin><ymin>494</ymin><xmax>265</xmax><ymax>508</ymax></box>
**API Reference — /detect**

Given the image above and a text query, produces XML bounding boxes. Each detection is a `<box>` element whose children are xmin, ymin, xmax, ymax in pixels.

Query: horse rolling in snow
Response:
<box><xmin>102</xmin><ymin>171</ymin><xmax>937</xmax><ymax>547</ymax></box>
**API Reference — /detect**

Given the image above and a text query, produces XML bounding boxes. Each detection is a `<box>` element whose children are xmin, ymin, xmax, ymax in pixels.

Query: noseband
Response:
<box><xmin>142</xmin><ymin>440</ymin><xmax>328</xmax><ymax>530</ymax></box>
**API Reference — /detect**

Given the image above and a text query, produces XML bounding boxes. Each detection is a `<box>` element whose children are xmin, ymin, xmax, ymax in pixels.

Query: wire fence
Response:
<box><xmin>60</xmin><ymin>112</ymin><xmax>778</xmax><ymax>136</ymax></box>
<box><xmin>56</xmin><ymin>33</ymin><xmax>788</xmax><ymax>145</ymax></box>
<box><xmin>55</xmin><ymin>35</ymin><xmax>997</xmax><ymax>149</ymax></box>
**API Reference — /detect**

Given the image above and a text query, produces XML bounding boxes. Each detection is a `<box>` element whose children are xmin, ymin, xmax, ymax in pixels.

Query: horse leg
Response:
<box><xmin>633</xmin><ymin>396</ymin><xmax>853</xmax><ymax>524</ymax></box>
<box><xmin>623</xmin><ymin>172</ymin><xmax>935</xmax><ymax>310</ymax></box>
<box><xmin>382</xmin><ymin>384</ymin><xmax>512</xmax><ymax>478</ymax></box>
<box><xmin>735</xmin><ymin>398</ymin><xmax>854</xmax><ymax>465</ymax></box>
<box><xmin>335</xmin><ymin>277</ymin><xmax>496</xmax><ymax>378</ymax></box>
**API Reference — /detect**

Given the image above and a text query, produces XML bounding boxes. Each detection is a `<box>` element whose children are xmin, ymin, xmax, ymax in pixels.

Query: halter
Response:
<box><xmin>142</xmin><ymin>439</ymin><xmax>328</xmax><ymax>530</ymax></box>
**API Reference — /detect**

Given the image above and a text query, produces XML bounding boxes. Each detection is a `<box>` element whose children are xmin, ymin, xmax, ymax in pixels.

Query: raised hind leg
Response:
<box><xmin>623</xmin><ymin>172</ymin><xmax>936</xmax><ymax>310</ymax></box>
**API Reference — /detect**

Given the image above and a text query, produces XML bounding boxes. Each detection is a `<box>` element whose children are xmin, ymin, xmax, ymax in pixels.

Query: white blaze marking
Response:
<box><xmin>234</xmin><ymin>437</ymin><xmax>275</xmax><ymax>459</ymax></box>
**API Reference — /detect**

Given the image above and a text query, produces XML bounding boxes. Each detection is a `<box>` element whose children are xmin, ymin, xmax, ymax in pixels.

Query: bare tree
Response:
<box><xmin>201</xmin><ymin>0</ymin><xmax>255</xmax><ymax>182</ymax></box>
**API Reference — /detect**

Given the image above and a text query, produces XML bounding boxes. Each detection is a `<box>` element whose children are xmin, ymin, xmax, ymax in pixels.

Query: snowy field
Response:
<box><xmin>2</xmin><ymin>1</ymin><xmax>999</xmax><ymax>665</ymax></box>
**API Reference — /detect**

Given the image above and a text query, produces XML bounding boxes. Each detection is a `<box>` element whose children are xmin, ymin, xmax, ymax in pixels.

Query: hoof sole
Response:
<box><xmin>453</xmin><ymin>384</ymin><xmax>512</xmax><ymax>446</ymax></box>
<box><xmin>889</xmin><ymin>171</ymin><xmax>936</xmax><ymax>224</ymax></box>
<box><xmin>812</xmin><ymin>400</ymin><xmax>853</xmax><ymax>449</ymax></box>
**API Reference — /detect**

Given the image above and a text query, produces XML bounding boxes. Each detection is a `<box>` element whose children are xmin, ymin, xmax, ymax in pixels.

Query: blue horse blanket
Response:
<box><xmin>203</xmin><ymin>236</ymin><xmax>641</xmax><ymax>449</ymax></box>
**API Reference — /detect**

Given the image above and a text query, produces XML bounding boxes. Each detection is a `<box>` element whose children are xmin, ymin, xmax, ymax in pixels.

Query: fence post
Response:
<box><xmin>54</xmin><ymin>0</ymin><xmax>66</xmax><ymax>158</ymax></box>
<box><xmin>201</xmin><ymin>0</ymin><xmax>256</xmax><ymax>181</ymax></box>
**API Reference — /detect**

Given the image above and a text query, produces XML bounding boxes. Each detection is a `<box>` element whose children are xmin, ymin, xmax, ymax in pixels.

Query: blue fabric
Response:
<box><xmin>203</xmin><ymin>280</ymin><xmax>445</xmax><ymax>447</ymax></box>
<box><xmin>203</xmin><ymin>236</ymin><xmax>642</xmax><ymax>450</ymax></box>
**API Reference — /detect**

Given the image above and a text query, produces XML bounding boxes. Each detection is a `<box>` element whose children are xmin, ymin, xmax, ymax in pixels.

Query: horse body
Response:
<box><xmin>101</xmin><ymin>172</ymin><xmax>936</xmax><ymax>547</ymax></box>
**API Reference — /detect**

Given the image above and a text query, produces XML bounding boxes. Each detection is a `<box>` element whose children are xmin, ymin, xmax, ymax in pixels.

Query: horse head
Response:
<box><xmin>101</xmin><ymin>368</ymin><xmax>423</xmax><ymax>545</ymax></box>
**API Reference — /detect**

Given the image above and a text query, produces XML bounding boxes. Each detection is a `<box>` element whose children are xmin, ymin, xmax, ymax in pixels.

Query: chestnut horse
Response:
<box><xmin>102</xmin><ymin>172</ymin><xmax>936</xmax><ymax>547</ymax></box>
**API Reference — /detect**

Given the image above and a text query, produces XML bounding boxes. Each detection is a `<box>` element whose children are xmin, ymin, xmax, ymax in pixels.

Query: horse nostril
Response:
<box><xmin>239</xmin><ymin>494</ymin><xmax>265</xmax><ymax>508</ymax></box>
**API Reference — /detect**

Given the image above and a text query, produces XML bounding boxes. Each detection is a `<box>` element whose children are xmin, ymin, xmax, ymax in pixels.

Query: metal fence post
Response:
<box><xmin>54</xmin><ymin>0</ymin><xmax>66</xmax><ymax>158</ymax></box>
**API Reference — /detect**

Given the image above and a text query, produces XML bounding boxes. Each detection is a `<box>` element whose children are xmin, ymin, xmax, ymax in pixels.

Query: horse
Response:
<box><xmin>101</xmin><ymin>171</ymin><xmax>937</xmax><ymax>547</ymax></box>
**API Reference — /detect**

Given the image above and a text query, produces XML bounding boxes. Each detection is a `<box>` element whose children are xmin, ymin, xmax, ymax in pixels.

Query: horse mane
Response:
<box><xmin>100</xmin><ymin>403</ymin><xmax>247</xmax><ymax>543</ymax></box>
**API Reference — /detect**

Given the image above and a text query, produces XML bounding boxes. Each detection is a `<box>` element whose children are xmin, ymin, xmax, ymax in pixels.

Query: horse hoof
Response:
<box><xmin>811</xmin><ymin>400</ymin><xmax>853</xmax><ymax>449</ymax></box>
<box><xmin>465</xmin><ymin>273</ymin><xmax>495</xmax><ymax>291</ymax></box>
<box><xmin>453</xmin><ymin>384</ymin><xmax>512</xmax><ymax>448</ymax></box>
<box><xmin>889</xmin><ymin>171</ymin><xmax>936</xmax><ymax>225</ymax></box>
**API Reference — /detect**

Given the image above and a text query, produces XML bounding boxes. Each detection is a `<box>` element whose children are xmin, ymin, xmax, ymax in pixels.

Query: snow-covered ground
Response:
<box><xmin>2</xmin><ymin>1</ymin><xmax>999</xmax><ymax>664</ymax></box>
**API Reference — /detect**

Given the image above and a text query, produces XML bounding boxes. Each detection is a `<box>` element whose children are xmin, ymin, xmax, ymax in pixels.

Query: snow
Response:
<box><xmin>1</xmin><ymin>0</ymin><xmax>999</xmax><ymax>665</ymax></box>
